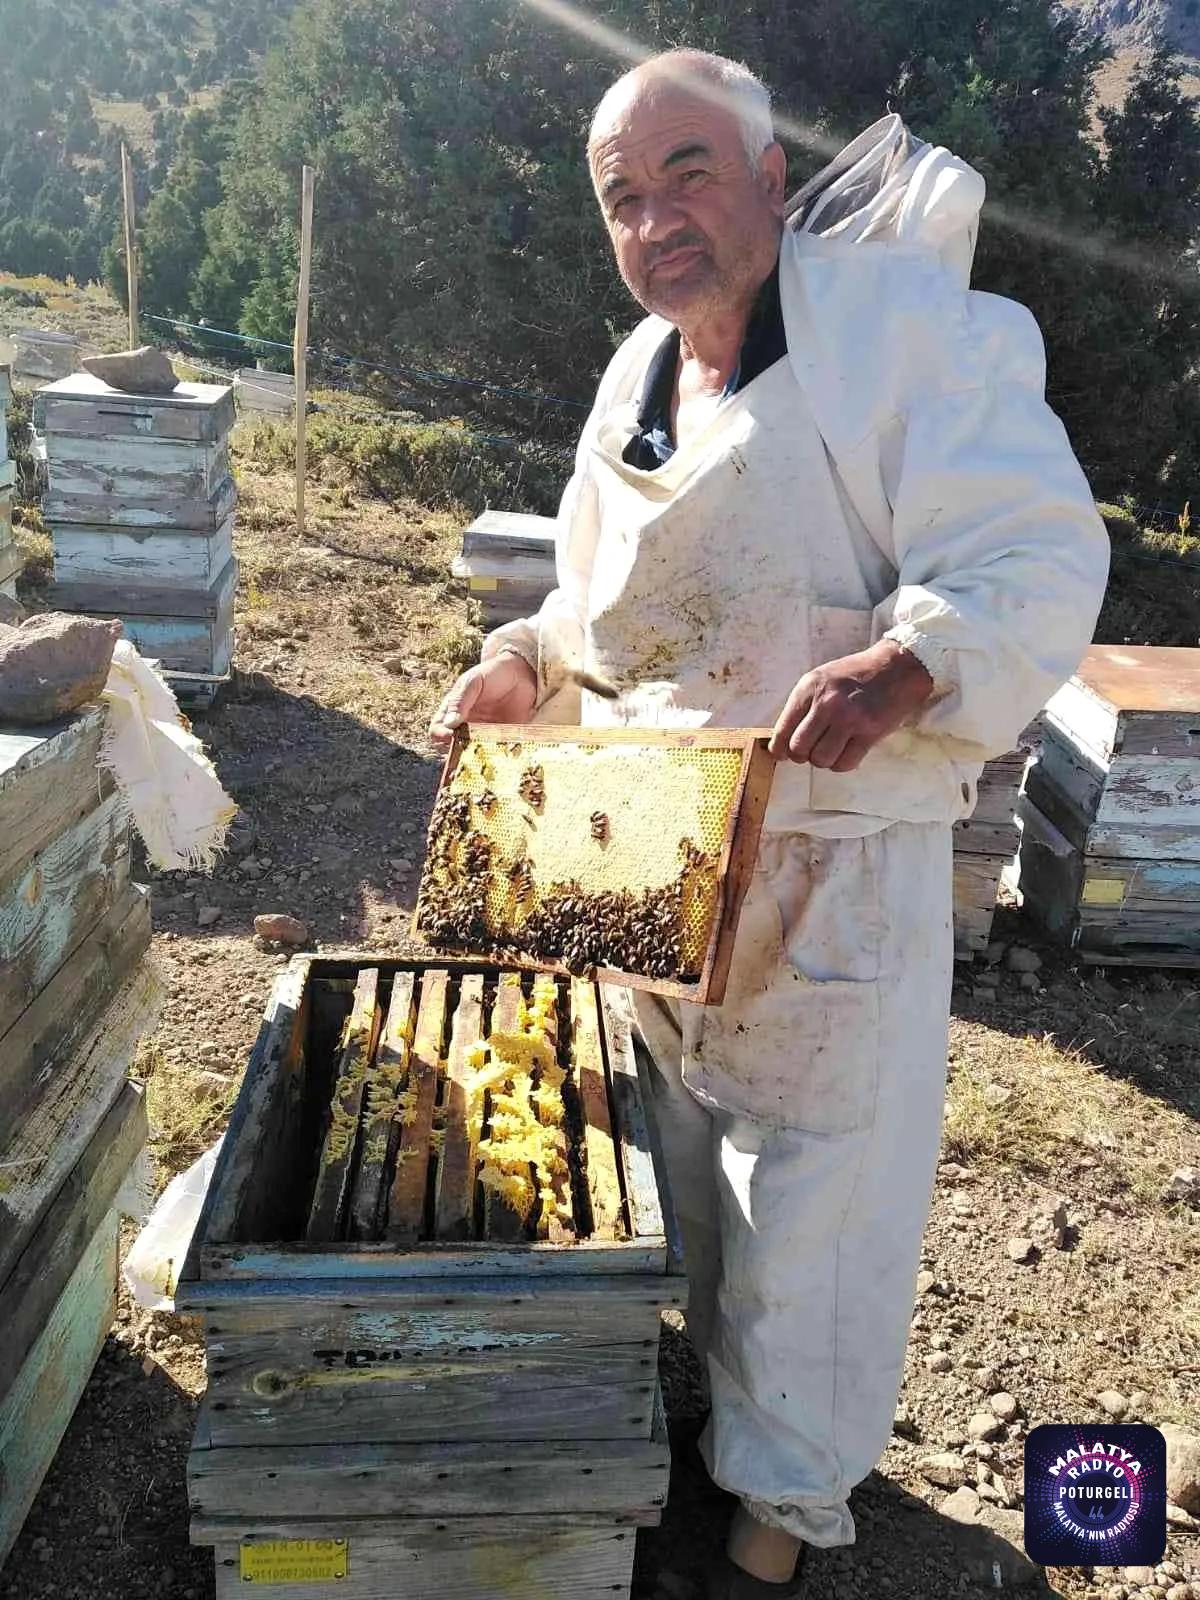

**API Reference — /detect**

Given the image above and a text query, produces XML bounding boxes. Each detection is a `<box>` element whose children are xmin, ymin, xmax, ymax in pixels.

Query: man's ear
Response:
<box><xmin>759</xmin><ymin>142</ymin><xmax>787</xmax><ymax>212</ymax></box>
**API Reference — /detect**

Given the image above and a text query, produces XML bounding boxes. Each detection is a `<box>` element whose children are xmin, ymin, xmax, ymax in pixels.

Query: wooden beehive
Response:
<box><xmin>451</xmin><ymin>509</ymin><xmax>557</xmax><ymax>629</ymax></box>
<box><xmin>0</xmin><ymin>365</ymin><xmax>14</xmax><ymax>600</ymax></box>
<box><xmin>178</xmin><ymin>955</ymin><xmax>681</xmax><ymax>1599</ymax></box>
<box><xmin>235</xmin><ymin>367</ymin><xmax>296</xmax><ymax>416</ymax></box>
<box><xmin>416</xmin><ymin>724</ymin><xmax>775</xmax><ymax>1005</ymax></box>
<box><xmin>951</xmin><ymin>747</ymin><xmax>1027</xmax><ymax>957</ymax></box>
<box><xmin>38</xmin><ymin>374</ymin><xmax>239</xmax><ymax>705</ymax></box>
<box><xmin>0</xmin><ymin>708</ymin><xmax>161</xmax><ymax>1560</ymax></box>
<box><xmin>1018</xmin><ymin>645</ymin><xmax>1200</xmax><ymax>964</ymax></box>
<box><xmin>12</xmin><ymin>328</ymin><xmax>79</xmax><ymax>385</ymax></box>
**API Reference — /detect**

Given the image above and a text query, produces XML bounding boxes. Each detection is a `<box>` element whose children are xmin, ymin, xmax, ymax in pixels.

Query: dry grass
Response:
<box><xmin>0</xmin><ymin>273</ymin><xmax>127</xmax><ymax>352</ymax></box>
<box><xmin>11</xmin><ymin>510</ymin><xmax>53</xmax><ymax>597</ymax></box>
<box><xmin>134</xmin><ymin>1038</ymin><xmax>237</xmax><ymax>1184</ymax></box>
<box><xmin>945</xmin><ymin>1017</ymin><xmax>1199</xmax><ymax>1203</ymax></box>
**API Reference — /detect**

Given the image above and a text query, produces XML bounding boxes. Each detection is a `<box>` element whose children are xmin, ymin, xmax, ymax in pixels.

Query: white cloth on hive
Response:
<box><xmin>100</xmin><ymin>639</ymin><xmax>236</xmax><ymax>872</ymax></box>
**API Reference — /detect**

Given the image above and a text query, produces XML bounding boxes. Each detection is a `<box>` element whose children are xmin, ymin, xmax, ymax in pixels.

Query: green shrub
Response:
<box><xmin>234</xmin><ymin>409</ymin><xmax>568</xmax><ymax>518</ymax></box>
<box><xmin>1095</xmin><ymin>501</ymin><xmax>1200</xmax><ymax>646</ymax></box>
<box><xmin>0</xmin><ymin>285</ymin><xmax>47</xmax><ymax>308</ymax></box>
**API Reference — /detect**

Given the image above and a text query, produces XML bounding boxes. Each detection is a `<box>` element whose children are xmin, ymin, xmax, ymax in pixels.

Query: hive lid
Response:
<box><xmin>38</xmin><ymin>372</ymin><xmax>233</xmax><ymax>408</ymax></box>
<box><xmin>1071</xmin><ymin>644</ymin><xmax>1200</xmax><ymax>716</ymax></box>
<box><xmin>461</xmin><ymin>509</ymin><xmax>557</xmax><ymax>558</ymax></box>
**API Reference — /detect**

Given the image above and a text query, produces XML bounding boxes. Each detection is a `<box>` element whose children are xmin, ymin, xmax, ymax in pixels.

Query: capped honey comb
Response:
<box><xmin>415</xmin><ymin>724</ymin><xmax>774</xmax><ymax>1004</ymax></box>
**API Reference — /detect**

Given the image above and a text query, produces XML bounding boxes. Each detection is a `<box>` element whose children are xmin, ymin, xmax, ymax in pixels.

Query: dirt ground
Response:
<box><xmin>3</xmin><ymin>452</ymin><xmax>1200</xmax><ymax>1600</ymax></box>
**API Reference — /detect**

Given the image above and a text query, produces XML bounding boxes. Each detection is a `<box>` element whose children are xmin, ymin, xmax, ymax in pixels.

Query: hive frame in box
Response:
<box><xmin>178</xmin><ymin>955</ymin><xmax>685</xmax><ymax>1288</ymax></box>
<box><xmin>177</xmin><ymin>955</ymin><xmax>684</xmax><ymax>1600</ymax></box>
<box><xmin>420</xmin><ymin>723</ymin><xmax>776</xmax><ymax>1006</ymax></box>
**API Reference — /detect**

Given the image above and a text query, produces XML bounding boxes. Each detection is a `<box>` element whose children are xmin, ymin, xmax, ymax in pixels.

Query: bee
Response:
<box><xmin>518</xmin><ymin>765</ymin><xmax>545</xmax><ymax>808</ymax></box>
<box><xmin>590</xmin><ymin>811</ymin><xmax>609</xmax><ymax>842</ymax></box>
<box><xmin>477</xmin><ymin>789</ymin><xmax>498</xmax><ymax>815</ymax></box>
<box><xmin>507</xmin><ymin>856</ymin><xmax>535</xmax><ymax>901</ymax></box>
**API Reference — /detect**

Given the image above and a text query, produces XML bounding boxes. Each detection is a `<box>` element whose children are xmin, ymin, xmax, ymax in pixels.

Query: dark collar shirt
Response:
<box><xmin>622</xmin><ymin>259</ymin><xmax>788</xmax><ymax>472</ymax></box>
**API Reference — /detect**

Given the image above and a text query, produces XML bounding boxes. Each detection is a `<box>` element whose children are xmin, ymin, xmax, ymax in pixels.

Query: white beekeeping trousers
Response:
<box><xmin>634</xmin><ymin>821</ymin><xmax>954</xmax><ymax>1547</ymax></box>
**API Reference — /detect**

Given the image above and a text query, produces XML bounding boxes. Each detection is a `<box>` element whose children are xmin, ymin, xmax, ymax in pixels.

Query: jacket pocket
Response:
<box><xmin>683</xmin><ymin>850</ymin><xmax>881</xmax><ymax>1135</ymax></box>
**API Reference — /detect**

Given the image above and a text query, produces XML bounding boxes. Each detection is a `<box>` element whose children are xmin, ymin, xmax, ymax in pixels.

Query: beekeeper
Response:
<box><xmin>431</xmin><ymin>49</ymin><xmax>1108</xmax><ymax>1598</ymax></box>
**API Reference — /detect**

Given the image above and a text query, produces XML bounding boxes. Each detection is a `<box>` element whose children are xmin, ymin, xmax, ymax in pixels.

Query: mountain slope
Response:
<box><xmin>1063</xmin><ymin>0</ymin><xmax>1200</xmax><ymax>59</ymax></box>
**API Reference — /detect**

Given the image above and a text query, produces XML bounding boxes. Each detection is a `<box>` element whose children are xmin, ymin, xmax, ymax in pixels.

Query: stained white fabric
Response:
<box><xmin>100</xmin><ymin>639</ymin><xmax>236</xmax><ymax>871</ymax></box>
<box><xmin>633</xmin><ymin>824</ymin><xmax>954</xmax><ymax>1546</ymax></box>
<box><xmin>478</xmin><ymin>119</ymin><xmax>1107</xmax><ymax>1546</ymax></box>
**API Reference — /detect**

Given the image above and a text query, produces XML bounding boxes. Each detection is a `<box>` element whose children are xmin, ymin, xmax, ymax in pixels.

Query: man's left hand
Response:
<box><xmin>769</xmin><ymin>639</ymin><xmax>935</xmax><ymax>772</ymax></box>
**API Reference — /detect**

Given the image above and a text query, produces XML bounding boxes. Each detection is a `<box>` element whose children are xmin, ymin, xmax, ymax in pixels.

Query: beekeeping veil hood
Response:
<box><xmin>785</xmin><ymin>113</ymin><xmax>986</xmax><ymax>287</ymax></box>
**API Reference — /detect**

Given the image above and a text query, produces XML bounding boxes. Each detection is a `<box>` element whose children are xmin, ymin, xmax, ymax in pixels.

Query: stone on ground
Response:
<box><xmin>1098</xmin><ymin>1389</ymin><xmax>1129</xmax><ymax>1419</ymax></box>
<box><xmin>1005</xmin><ymin>945</ymin><xmax>1042</xmax><ymax>973</ymax></box>
<box><xmin>1163</xmin><ymin>1167</ymin><xmax>1199</xmax><ymax>1206</ymax></box>
<box><xmin>1006</xmin><ymin>1237</ymin><xmax>1036</xmax><ymax>1263</ymax></box>
<box><xmin>968</xmin><ymin>1411</ymin><xmax>1003</xmax><ymax>1442</ymax></box>
<box><xmin>989</xmin><ymin>1391</ymin><xmax>1020</xmax><ymax>1421</ymax></box>
<box><xmin>1161</xmin><ymin>1423</ymin><xmax>1200</xmax><ymax>1515</ymax></box>
<box><xmin>918</xmin><ymin>1452</ymin><xmax>968</xmax><ymax>1490</ymax></box>
<box><xmin>253</xmin><ymin>912</ymin><xmax>310</xmax><ymax>946</ymax></box>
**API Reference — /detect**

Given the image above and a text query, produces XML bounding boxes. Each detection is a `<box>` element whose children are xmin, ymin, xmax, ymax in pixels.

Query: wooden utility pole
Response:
<box><xmin>120</xmin><ymin>143</ymin><xmax>139</xmax><ymax>349</ymax></box>
<box><xmin>294</xmin><ymin>164</ymin><xmax>316</xmax><ymax>540</ymax></box>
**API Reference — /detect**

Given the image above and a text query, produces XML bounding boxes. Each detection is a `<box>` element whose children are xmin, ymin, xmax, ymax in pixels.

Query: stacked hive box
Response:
<box><xmin>1017</xmin><ymin>644</ymin><xmax>1200</xmax><ymax>965</ymax></box>
<box><xmin>235</xmin><ymin>368</ymin><xmax>295</xmax><ymax>417</ymax></box>
<box><xmin>38</xmin><ymin>373</ymin><xmax>238</xmax><ymax>706</ymax></box>
<box><xmin>453</xmin><ymin>509</ymin><xmax>557</xmax><ymax>630</ymax></box>
<box><xmin>12</xmin><ymin>329</ymin><xmax>79</xmax><ymax>387</ymax></box>
<box><xmin>179</xmin><ymin>955</ymin><xmax>682</xmax><ymax>1599</ymax></box>
<box><xmin>0</xmin><ymin>709</ymin><xmax>162</xmax><ymax>1560</ymax></box>
<box><xmin>951</xmin><ymin>749</ymin><xmax>1027</xmax><ymax>957</ymax></box>
<box><xmin>0</xmin><ymin>365</ymin><xmax>15</xmax><ymax>598</ymax></box>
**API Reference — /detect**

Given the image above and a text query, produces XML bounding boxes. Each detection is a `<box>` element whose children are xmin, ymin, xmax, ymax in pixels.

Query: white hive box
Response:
<box><xmin>0</xmin><ymin>366</ymin><xmax>14</xmax><ymax>598</ymax></box>
<box><xmin>950</xmin><ymin>748</ymin><xmax>1027</xmax><ymax>957</ymax></box>
<box><xmin>39</xmin><ymin>374</ymin><xmax>239</xmax><ymax>702</ymax></box>
<box><xmin>453</xmin><ymin>509</ymin><xmax>557</xmax><ymax>629</ymax></box>
<box><xmin>1018</xmin><ymin>644</ymin><xmax>1200</xmax><ymax>964</ymax></box>
<box><xmin>235</xmin><ymin>367</ymin><xmax>295</xmax><ymax>417</ymax></box>
<box><xmin>12</xmin><ymin>328</ymin><xmax>79</xmax><ymax>385</ymax></box>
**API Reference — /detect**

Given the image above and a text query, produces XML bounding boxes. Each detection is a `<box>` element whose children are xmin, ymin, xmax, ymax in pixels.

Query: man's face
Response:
<box><xmin>589</xmin><ymin>80</ymin><xmax>786</xmax><ymax>327</ymax></box>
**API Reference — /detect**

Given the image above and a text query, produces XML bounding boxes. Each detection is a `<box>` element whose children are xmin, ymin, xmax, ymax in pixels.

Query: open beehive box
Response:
<box><xmin>178</xmin><ymin>955</ymin><xmax>681</xmax><ymax>1597</ymax></box>
<box><xmin>416</xmin><ymin>724</ymin><xmax>775</xmax><ymax>1005</ymax></box>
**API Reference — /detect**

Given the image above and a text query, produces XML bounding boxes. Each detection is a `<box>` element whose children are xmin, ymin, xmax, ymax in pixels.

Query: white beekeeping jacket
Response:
<box><xmin>486</xmin><ymin>120</ymin><xmax>1108</xmax><ymax>826</ymax></box>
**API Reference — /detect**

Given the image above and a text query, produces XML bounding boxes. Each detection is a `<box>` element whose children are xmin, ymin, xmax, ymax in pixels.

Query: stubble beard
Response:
<box><xmin>628</xmin><ymin>251</ymin><xmax>743</xmax><ymax>327</ymax></box>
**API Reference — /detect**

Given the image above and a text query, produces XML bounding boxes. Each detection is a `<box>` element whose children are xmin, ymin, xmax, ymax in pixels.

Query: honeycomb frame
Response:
<box><xmin>415</xmin><ymin>723</ymin><xmax>776</xmax><ymax>1005</ymax></box>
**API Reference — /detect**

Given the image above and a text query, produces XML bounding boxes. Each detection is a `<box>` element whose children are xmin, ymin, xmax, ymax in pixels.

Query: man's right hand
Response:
<box><xmin>429</xmin><ymin>652</ymin><xmax>538</xmax><ymax>751</ymax></box>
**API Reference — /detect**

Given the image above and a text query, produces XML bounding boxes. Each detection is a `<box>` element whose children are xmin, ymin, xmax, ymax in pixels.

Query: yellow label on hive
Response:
<box><xmin>468</xmin><ymin>576</ymin><xmax>499</xmax><ymax>592</ymax></box>
<box><xmin>239</xmin><ymin>1540</ymin><xmax>348</xmax><ymax>1583</ymax></box>
<box><xmin>1081</xmin><ymin>877</ymin><xmax>1126</xmax><ymax>907</ymax></box>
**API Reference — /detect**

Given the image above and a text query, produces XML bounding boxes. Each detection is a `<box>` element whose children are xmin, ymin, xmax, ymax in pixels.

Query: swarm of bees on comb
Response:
<box><xmin>416</xmin><ymin>739</ymin><xmax>721</xmax><ymax>985</ymax></box>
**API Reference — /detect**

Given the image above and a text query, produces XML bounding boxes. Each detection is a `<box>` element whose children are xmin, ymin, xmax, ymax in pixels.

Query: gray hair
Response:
<box><xmin>589</xmin><ymin>49</ymin><xmax>775</xmax><ymax>171</ymax></box>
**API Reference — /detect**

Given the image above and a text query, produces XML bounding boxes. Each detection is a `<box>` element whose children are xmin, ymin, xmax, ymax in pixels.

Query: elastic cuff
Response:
<box><xmin>740</xmin><ymin>1495</ymin><xmax>856</xmax><ymax>1549</ymax></box>
<box><xmin>480</xmin><ymin>634</ymin><xmax>536</xmax><ymax>674</ymax></box>
<box><xmin>882</xmin><ymin>624</ymin><xmax>957</xmax><ymax>700</ymax></box>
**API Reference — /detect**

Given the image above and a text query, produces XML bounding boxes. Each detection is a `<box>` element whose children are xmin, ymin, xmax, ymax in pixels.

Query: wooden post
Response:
<box><xmin>293</xmin><ymin>164</ymin><xmax>315</xmax><ymax>540</ymax></box>
<box><xmin>120</xmin><ymin>143</ymin><xmax>139</xmax><ymax>349</ymax></box>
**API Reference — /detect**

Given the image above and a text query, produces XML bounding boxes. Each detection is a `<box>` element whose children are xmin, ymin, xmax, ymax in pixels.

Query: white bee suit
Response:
<box><xmin>485</xmin><ymin>120</ymin><xmax>1107</xmax><ymax>1545</ymax></box>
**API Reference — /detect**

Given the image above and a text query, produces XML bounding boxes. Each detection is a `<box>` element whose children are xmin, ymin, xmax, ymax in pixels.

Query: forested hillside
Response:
<box><xmin>5</xmin><ymin>0</ymin><xmax>1200</xmax><ymax>508</ymax></box>
<box><xmin>0</xmin><ymin>0</ymin><xmax>293</xmax><ymax>284</ymax></box>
